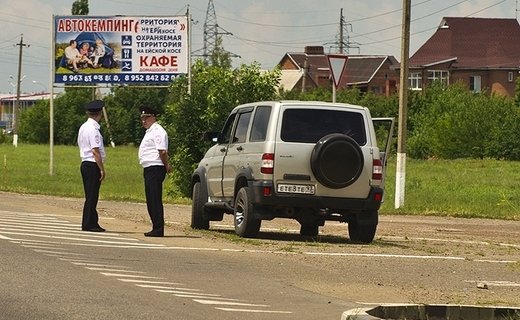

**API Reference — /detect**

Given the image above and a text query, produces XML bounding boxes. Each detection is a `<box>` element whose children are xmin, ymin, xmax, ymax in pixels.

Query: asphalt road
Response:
<box><xmin>1</xmin><ymin>191</ymin><xmax>519</xmax><ymax>320</ymax></box>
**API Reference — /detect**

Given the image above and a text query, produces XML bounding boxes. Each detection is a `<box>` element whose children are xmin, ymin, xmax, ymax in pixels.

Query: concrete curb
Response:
<box><xmin>341</xmin><ymin>304</ymin><xmax>520</xmax><ymax>320</ymax></box>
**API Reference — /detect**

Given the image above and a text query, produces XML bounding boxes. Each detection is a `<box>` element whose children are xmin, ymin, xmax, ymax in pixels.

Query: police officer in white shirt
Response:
<box><xmin>77</xmin><ymin>100</ymin><xmax>106</xmax><ymax>232</ymax></box>
<box><xmin>138</xmin><ymin>105</ymin><xmax>171</xmax><ymax>237</ymax></box>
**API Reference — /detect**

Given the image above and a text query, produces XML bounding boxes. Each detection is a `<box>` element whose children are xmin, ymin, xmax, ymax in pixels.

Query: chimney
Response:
<box><xmin>304</xmin><ymin>46</ymin><xmax>324</xmax><ymax>55</ymax></box>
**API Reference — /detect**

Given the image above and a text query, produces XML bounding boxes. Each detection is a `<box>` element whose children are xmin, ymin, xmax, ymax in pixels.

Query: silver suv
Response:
<box><xmin>191</xmin><ymin>101</ymin><xmax>394</xmax><ymax>243</ymax></box>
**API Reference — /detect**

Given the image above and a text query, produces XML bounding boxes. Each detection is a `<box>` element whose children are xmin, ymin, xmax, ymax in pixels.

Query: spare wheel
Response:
<box><xmin>310</xmin><ymin>133</ymin><xmax>364</xmax><ymax>189</ymax></box>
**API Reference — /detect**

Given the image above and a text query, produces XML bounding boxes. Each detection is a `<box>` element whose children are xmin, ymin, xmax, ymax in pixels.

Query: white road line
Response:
<box><xmin>156</xmin><ymin>289</ymin><xmax>211</xmax><ymax>295</ymax></box>
<box><xmin>0</xmin><ymin>226</ymin><xmax>134</xmax><ymax>241</ymax></box>
<box><xmin>0</xmin><ymin>217</ymin><xmax>71</xmax><ymax>224</ymax></box>
<box><xmin>86</xmin><ymin>267</ymin><xmax>145</xmax><ymax>273</ymax></box>
<box><xmin>33</xmin><ymin>250</ymin><xmax>85</xmax><ymax>256</ymax></box>
<box><xmin>100</xmin><ymin>272</ymin><xmax>164</xmax><ymax>279</ymax></box>
<box><xmin>71</xmin><ymin>262</ymin><xmax>129</xmax><ymax>268</ymax></box>
<box><xmin>162</xmin><ymin>291</ymin><xmax>221</xmax><ymax>297</ymax></box>
<box><xmin>215</xmin><ymin>308</ymin><xmax>293</xmax><ymax>314</ymax></box>
<box><xmin>20</xmin><ymin>245</ymin><xmax>67</xmax><ymax>250</ymax></box>
<box><xmin>117</xmin><ymin>279</ymin><xmax>184</xmax><ymax>285</ymax></box>
<box><xmin>174</xmin><ymin>294</ymin><xmax>241</xmax><ymax>301</ymax></box>
<box><xmin>381</xmin><ymin>235</ymin><xmax>490</xmax><ymax>246</ymax></box>
<box><xmin>499</xmin><ymin>243</ymin><xmax>520</xmax><ymax>249</ymax></box>
<box><xmin>60</xmin><ymin>258</ymin><xmax>114</xmax><ymax>263</ymax></box>
<box><xmin>474</xmin><ymin>259</ymin><xmax>518</xmax><ymax>263</ymax></box>
<box><xmin>136</xmin><ymin>285</ymin><xmax>200</xmax><ymax>291</ymax></box>
<box><xmin>193</xmin><ymin>299</ymin><xmax>269</xmax><ymax>307</ymax></box>
<box><xmin>0</xmin><ymin>231</ymin><xmax>163</xmax><ymax>246</ymax></box>
<box><xmin>305</xmin><ymin>251</ymin><xmax>465</xmax><ymax>260</ymax></box>
<box><xmin>465</xmin><ymin>280</ymin><xmax>520</xmax><ymax>287</ymax></box>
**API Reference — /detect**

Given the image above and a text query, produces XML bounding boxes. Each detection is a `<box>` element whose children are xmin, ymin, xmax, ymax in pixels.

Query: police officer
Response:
<box><xmin>138</xmin><ymin>105</ymin><xmax>171</xmax><ymax>237</ymax></box>
<box><xmin>77</xmin><ymin>100</ymin><xmax>106</xmax><ymax>232</ymax></box>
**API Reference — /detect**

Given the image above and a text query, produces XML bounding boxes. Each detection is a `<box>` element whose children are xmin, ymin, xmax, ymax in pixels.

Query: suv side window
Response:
<box><xmin>250</xmin><ymin>106</ymin><xmax>271</xmax><ymax>142</ymax></box>
<box><xmin>219</xmin><ymin>113</ymin><xmax>237</xmax><ymax>144</ymax></box>
<box><xmin>281</xmin><ymin>109</ymin><xmax>366</xmax><ymax>145</ymax></box>
<box><xmin>232</xmin><ymin>110</ymin><xmax>252</xmax><ymax>143</ymax></box>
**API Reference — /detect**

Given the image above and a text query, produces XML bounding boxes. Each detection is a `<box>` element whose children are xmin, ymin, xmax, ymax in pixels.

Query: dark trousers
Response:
<box><xmin>143</xmin><ymin>166</ymin><xmax>166</xmax><ymax>232</ymax></box>
<box><xmin>80</xmin><ymin>161</ymin><xmax>101</xmax><ymax>229</ymax></box>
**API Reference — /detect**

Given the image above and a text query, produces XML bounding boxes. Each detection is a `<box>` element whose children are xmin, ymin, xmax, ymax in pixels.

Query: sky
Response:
<box><xmin>0</xmin><ymin>0</ymin><xmax>517</xmax><ymax>94</ymax></box>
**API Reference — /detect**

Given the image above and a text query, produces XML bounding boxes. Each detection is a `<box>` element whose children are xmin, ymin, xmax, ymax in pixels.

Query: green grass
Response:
<box><xmin>381</xmin><ymin>157</ymin><xmax>520</xmax><ymax>220</ymax></box>
<box><xmin>1</xmin><ymin>144</ymin><xmax>520</xmax><ymax>220</ymax></box>
<box><xmin>1</xmin><ymin>143</ymin><xmax>147</xmax><ymax>203</ymax></box>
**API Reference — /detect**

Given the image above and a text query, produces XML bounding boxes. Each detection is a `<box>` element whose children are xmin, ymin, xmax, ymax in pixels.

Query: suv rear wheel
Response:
<box><xmin>300</xmin><ymin>223</ymin><xmax>319</xmax><ymax>237</ymax></box>
<box><xmin>348</xmin><ymin>216</ymin><xmax>377</xmax><ymax>243</ymax></box>
<box><xmin>234</xmin><ymin>187</ymin><xmax>261</xmax><ymax>238</ymax></box>
<box><xmin>311</xmin><ymin>134</ymin><xmax>364</xmax><ymax>189</ymax></box>
<box><xmin>191</xmin><ymin>182</ymin><xmax>210</xmax><ymax>230</ymax></box>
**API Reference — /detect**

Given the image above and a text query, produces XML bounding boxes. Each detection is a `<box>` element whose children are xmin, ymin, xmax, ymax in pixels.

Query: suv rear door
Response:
<box><xmin>372</xmin><ymin>117</ymin><xmax>395</xmax><ymax>189</ymax></box>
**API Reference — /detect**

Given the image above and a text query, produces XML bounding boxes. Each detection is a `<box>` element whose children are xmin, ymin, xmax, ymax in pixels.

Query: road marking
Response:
<box><xmin>465</xmin><ymin>280</ymin><xmax>520</xmax><ymax>287</ymax></box>
<box><xmin>0</xmin><ymin>231</ymin><xmax>164</xmax><ymax>246</ymax></box>
<box><xmin>72</xmin><ymin>262</ymin><xmax>129</xmax><ymax>268</ymax></box>
<box><xmin>136</xmin><ymin>285</ymin><xmax>200</xmax><ymax>291</ymax></box>
<box><xmin>86</xmin><ymin>267</ymin><xmax>145</xmax><ymax>273</ymax></box>
<box><xmin>60</xmin><ymin>258</ymin><xmax>115</xmax><ymax>264</ymax></box>
<box><xmin>174</xmin><ymin>294</ymin><xmax>241</xmax><ymax>301</ymax></box>
<box><xmin>20</xmin><ymin>244</ymin><xmax>67</xmax><ymax>250</ymax></box>
<box><xmin>34</xmin><ymin>249</ymin><xmax>85</xmax><ymax>256</ymax></box>
<box><xmin>193</xmin><ymin>299</ymin><xmax>269</xmax><ymax>307</ymax></box>
<box><xmin>216</xmin><ymin>307</ymin><xmax>293</xmax><ymax>314</ymax></box>
<box><xmin>381</xmin><ymin>235</ymin><xmax>490</xmax><ymax>246</ymax></box>
<box><xmin>0</xmin><ymin>226</ymin><xmax>135</xmax><ymax>241</ymax></box>
<box><xmin>100</xmin><ymin>272</ymin><xmax>164</xmax><ymax>279</ymax></box>
<box><xmin>117</xmin><ymin>279</ymin><xmax>183</xmax><ymax>285</ymax></box>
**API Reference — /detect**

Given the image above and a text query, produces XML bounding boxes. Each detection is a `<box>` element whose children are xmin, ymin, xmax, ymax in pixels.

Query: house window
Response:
<box><xmin>408</xmin><ymin>72</ymin><xmax>422</xmax><ymax>90</ymax></box>
<box><xmin>508</xmin><ymin>72</ymin><xmax>514</xmax><ymax>82</ymax></box>
<box><xmin>469</xmin><ymin>76</ymin><xmax>481</xmax><ymax>93</ymax></box>
<box><xmin>427</xmin><ymin>70</ymin><xmax>449</xmax><ymax>85</ymax></box>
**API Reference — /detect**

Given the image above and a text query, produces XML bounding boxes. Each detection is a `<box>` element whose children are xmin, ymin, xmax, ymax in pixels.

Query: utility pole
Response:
<box><xmin>395</xmin><ymin>0</ymin><xmax>411</xmax><ymax>208</ymax></box>
<box><xmin>339</xmin><ymin>9</ymin><xmax>344</xmax><ymax>54</ymax></box>
<box><xmin>13</xmin><ymin>34</ymin><xmax>29</xmax><ymax>147</ymax></box>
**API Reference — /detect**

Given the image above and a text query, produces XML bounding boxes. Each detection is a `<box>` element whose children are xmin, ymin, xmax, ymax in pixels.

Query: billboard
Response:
<box><xmin>54</xmin><ymin>15</ymin><xmax>188</xmax><ymax>85</ymax></box>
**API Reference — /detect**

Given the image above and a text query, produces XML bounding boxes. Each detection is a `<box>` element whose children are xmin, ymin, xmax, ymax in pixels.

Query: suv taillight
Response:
<box><xmin>372</xmin><ymin>159</ymin><xmax>383</xmax><ymax>180</ymax></box>
<box><xmin>261</xmin><ymin>153</ymin><xmax>274</xmax><ymax>174</ymax></box>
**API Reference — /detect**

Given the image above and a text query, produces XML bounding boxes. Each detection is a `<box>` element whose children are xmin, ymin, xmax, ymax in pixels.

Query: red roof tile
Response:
<box><xmin>410</xmin><ymin>17</ymin><xmax>520</xmax><ymax>69</ymax></box>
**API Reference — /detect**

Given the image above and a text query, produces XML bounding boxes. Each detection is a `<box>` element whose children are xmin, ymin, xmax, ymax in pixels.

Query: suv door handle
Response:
<box><xmin>220</xmin><ymin>147</ymin><xmax>226</xmax><ymax>152</ymax></box>
<box><xmin>236</xmin><ymin>146</ymin><xmax>243</xmax><ymax>151</ymax></box>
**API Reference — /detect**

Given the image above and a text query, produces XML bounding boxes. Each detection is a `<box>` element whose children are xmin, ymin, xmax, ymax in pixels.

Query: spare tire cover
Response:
<box><xmin>310</xmin><ymin>133</ymin><xmax>364</xmax><ymax>189</ymax></box>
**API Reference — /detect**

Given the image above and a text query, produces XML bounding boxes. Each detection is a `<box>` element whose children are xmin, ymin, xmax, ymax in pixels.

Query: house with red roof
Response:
<box><xmin>408</xmin><ymin>17</ymin><xmax>520</xmax><ymax>96</ymax></box>
<box><xmin>277</xmin><ymin>46</ymin><xmax>399</xmax><ymax>96</ymax></box>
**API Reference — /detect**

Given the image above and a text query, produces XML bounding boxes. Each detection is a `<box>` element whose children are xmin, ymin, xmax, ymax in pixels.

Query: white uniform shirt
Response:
<box><xmin>77</xmin><ymin>118</ymin><xmax>105</xmax><ymax>162</ymax></box>
<box><xmin>139</xmin><ymin>122</ymin><xmax>168</xmax><ymax>168</ymax></box>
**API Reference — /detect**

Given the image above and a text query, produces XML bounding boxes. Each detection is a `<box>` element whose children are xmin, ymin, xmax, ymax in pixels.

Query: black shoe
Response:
<box><xmin>144</xmin><ymin>230</ymin><xmax>163</xmax><ymax>237</ymax></box>
<box><xmin>82</xmin><ymin>227</ymin><xmax>106</xmax><ymax>232</ymax></box>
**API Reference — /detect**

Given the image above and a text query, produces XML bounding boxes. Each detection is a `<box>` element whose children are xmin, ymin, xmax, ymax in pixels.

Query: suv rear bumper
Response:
<box><xmin>249</xmin><ymin>180</ymin><xmax>383</xmax><ymax>213</ymax></box>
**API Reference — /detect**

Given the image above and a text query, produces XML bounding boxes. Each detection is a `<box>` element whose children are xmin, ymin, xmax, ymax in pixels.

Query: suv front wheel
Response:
<box><xmin>234</xmin><ymin>187</ymin><xmax>261</xmax><ymax>238</ymax></box>
<box><xmin>191</xmin><ymin>182</ymin><xmax>210</xmax><ymax>230</ymax></box>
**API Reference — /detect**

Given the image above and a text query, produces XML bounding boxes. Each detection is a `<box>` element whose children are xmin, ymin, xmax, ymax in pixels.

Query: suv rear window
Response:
<box><xmin>281</xmin><ymin>109</ymin><xmax>366</xmax><ymax>145</ymax></box>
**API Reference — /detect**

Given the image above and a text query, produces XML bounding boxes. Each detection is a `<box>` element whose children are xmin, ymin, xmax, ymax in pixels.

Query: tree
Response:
<box><xmin>72</xmin><ymin>0</ymin><xmax>89</xmax><ymax>15</ymax></box>
<box><xmin>164</xmin><ymin>61</ymin><xmax>280</xmax><ymax>197</ymax></box>
<box><xmin>103</xmin><ymin>86</ymin><xmax>169</xmax><ymax>145</ymax></box>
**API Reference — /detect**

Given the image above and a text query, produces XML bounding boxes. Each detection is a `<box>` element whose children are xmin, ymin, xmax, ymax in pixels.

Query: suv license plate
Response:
<box><xmin>277</xmin><ymin>184</ymin><xmax>315</xmax><ymax>195</ymax></box>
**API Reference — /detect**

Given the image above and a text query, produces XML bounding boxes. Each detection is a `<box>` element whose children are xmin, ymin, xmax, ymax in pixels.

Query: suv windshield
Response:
<box><xmin>280</xmin><ymin>109</ymin><xmax>366</xmax><ymax>145</ymax></box>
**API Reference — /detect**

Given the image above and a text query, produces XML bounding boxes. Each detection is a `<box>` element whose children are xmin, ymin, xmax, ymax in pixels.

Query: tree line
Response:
<box><xmin>11</xmin><ymin>61</ymin><xmax>520</xmax><ymax>197</ymax></box>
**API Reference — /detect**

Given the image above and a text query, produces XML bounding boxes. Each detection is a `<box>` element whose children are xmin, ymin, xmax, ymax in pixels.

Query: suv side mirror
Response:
<box><xmin>204</xmin><ymin>131</ymin><xmax>220</xmax><ymax>143</ymax></box>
